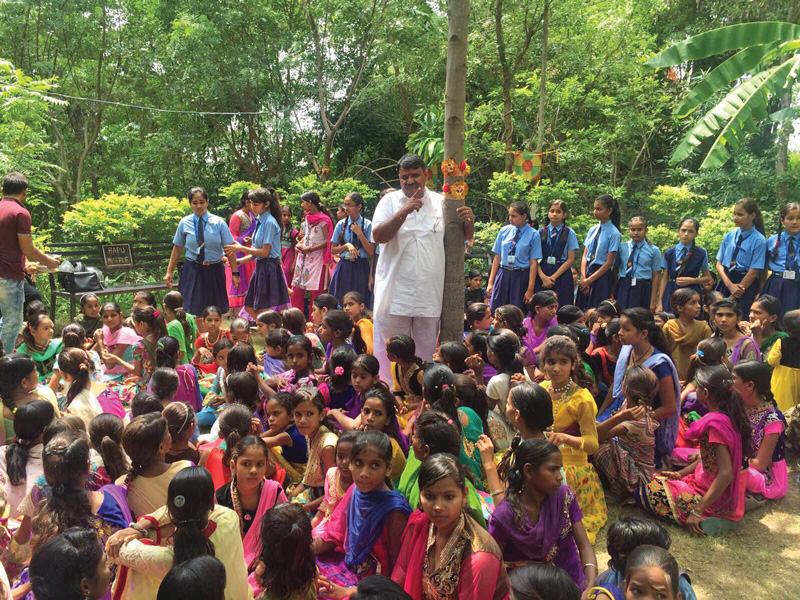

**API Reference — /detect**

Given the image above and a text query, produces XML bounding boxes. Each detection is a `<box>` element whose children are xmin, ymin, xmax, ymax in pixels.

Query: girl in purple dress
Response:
<box><xmin>488</xmin><ymin>438</ymin><xmax>597</xmax><ymax>592</ymax></box>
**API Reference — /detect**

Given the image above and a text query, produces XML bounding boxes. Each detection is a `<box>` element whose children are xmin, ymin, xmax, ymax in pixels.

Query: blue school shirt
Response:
<box><xmin>172</xmin><ymin>212</ymin><xmax>234</xmax><ymax>263</ymax></box>
<box><xmin>766</xmin><ymin>232</ymin><xmax>800</xmax><ymax>273</ymax></box>
<box><xmin>661</xmin><ymin>241</ymin><xmax>709</xmax><ymax>272</ymax></box>
<box><xmin>715</xmin><ymin>227</ymin><xmax>767</xmax><ymax>272</ymax></box>
<box><xmin>583</xmin><ymin>221</ymin><xmax>621</xmax><ymax>267</ymax></box>
<box><xmin>253</xmin><ymin>211</ymin><xmax>281</xmax><ymax>260</ymax></box>
<box><xmin>332</xmin><ymin>216</ymin><xmax>373</xmax><ymax>260</ymax></box>
<box><xmin>541</xmin><ymin>224</ymin><xmax>580</xmax><ymax>262</ymax></box>
<box><xmin>616</xmin><ymin>240</ymin><xmax>662</xmax><ymax>279</ymax></box>
<box><xmin>492</xmin><ymin>223</ymin><xmax>542</xmax><ymax>268</ymax></box>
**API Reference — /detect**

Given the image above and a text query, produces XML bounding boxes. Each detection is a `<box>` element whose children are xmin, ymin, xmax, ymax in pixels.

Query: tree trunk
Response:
<box><xmin>441</xmin><ymin>0</ymin><xmax>470</xmax><ymax>343</ymax></box>
<box><xmin>775</xmin><ymin>89</ymin><xmax>792</xmax><ymax>202</ymax></box>
<box><xmin>502</xmin><ymin>75</ymin><xmax>514</xmax><ymax>172</ymax></box>
<box><xmin>536</xmin><ymin>0</ymin><xmax>550</xmax><ymax>153</ymax></box>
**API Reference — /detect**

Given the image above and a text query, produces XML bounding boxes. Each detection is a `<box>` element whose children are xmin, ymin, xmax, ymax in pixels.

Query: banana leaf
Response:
<box><xmin>674</xmin><ymin>41</ymin><xmax>781</xmax><ymax>117</ymax></box>
<box><xmin>646</xmin><ymin>22</ymin><xmax>800</xmax><ymax>69</ymax></box>
<box><xmin>669</xmin><ymin>57</ymin><xmax>799</xmax><ymax>168</ymax></box>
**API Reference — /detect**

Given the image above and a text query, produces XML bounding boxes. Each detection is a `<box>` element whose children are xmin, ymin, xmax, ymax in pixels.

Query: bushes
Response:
<box><xmin>281</xmin><ymin>174</ymin><xmax>376</xmax><ymax>223</ymax></box>
<box><xmin>645</xmin><ymin>185</ymin><xmax>709</xmax><ymax>230</ymax></box>
<box><xmin>61</xmin><ymin>194</ymin><xmax>189</xmax><ymax>243</ymax></box>
<box><xmin>218</xmin><ymin>181</ymin><xmax>260</xmax><ymax>214</ymax></box>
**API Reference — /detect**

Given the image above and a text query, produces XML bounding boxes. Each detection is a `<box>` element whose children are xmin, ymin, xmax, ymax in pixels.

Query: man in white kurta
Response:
<box><xmin>372</xmin><ymin>155</ymin><xmax>473</xmax><ymax>380</ymax></box>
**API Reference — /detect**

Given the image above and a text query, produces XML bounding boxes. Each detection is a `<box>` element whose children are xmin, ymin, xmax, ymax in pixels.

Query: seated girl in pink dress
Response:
<box><xmin>392</xmin><ymin>454</ymin><xmax>509</xmax><ymax>600</ymax></box>
<box><xmin>636</xmin><ymin>365</ymin><xmax>750</xmax><ymax>535</ymax></box>
<box><xmin>312</xmin><ymin>431</ymin><xmax>411</xmax><ymax>597</ymax></box>
<box><xmin>732</xmin><ymin>361</ymin><xmax>788</xmax><ymax>500</ymax></box>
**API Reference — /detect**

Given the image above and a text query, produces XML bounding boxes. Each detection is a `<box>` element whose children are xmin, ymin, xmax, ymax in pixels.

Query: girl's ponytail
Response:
<box><xmin>486</xmin><ymin>330</ymin><xmax>523</xmax><ymax>376</ymax></box>
<box><xmin>596</xmin><ymin>194</ymin><xmax>621</xmax><ymax>230</ymax></box>
<box><xmin>218</xmin><ymin>404</ymin><xmax>254</xmax><ymax>466</ymax></box>
<box><xmin>422</xmin><ymin>363</ymin><xmax>459</xmax><ymax>425</ymax></box>
<box><xmin>168</xmin><ymin>467</ymin><xmax>216</xmax><ymax>565</ymax></box>
<box><xmin>122</xmin><ymin>413</ymin><xmax>169</xmax><ymax>486</ymax></box>
<box><xmin>735</xmin><ymin>198</ymin><xmax>765</xmax><ymax>236</ymax></box>
<box><xmin>496</xmin><ymin>432</ymin><xmax>521</xmax><ymax>483</ymax></box>
<box><xmin>328</xmin><ymin>346</ymin><xmax>356</xmax><ymax>393</ymax></box>
<box><xmin>163</xmin><ymin>292</ymin><xmax>191</xmax><ymax>341</ymax></box>
<box><xmin>58</xmin><ymin>348</ymin><xmax>92</xmax><ymax>408</ymax></box>
<box><xmin>7</xmin><ymin>400</ymin><xmax>54</xmax><ymax>486</ymax></box>
<box><xmin>155</xmin><ymin>336</ymin><xmax>180</xmax><ymax>369</ymax></box>
<box><xmin>89</xmin><ymin>413</ymin><xmax>129</xmax><ymax>482</ymax></box>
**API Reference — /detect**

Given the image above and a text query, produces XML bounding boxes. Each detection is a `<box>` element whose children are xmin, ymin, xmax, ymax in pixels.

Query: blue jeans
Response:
<box><xmin>0</xmin><ymin>277</ymin><xmax>24</xmax><ymax>354</ymax></box>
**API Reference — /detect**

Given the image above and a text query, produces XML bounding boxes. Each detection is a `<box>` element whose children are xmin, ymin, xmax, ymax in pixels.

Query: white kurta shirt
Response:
<box><xmin>372</xmin><ymin>188</ymin><xmax>445</xmax><ymax>318</ymax></box>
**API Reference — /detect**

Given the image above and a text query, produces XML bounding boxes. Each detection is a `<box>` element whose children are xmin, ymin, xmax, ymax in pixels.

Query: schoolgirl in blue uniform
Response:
<box><xmin>225</xmin><ymin>187</ymin><xmax>290</xmax><ymax>319</ymax></box>
<box><xmin>329</xmin><ymin>191</ymin><xmax>375</xmax><ymax>308</ymax></box>
<box><xmin>614</xmin><ymin>216</ymin><xmax>663</xmax><ymax>311</ymax></box>
<box><xmin>167</xmin><ymin>187</ymin><xmax>239</xmax><ymax>316</ymax></box>
<box><xmin>657</xmin><ymin>217</ymin><xmax>711</xmax><ymax>313</ymax></box>
<box><xmin>761</xmin><ymin>202</ymin><xmax>800</xmax><ymax>317</ymax></box>
<box><xmin>534</xmin><ymin>199</ymin><xmax>580</xmax><ymax>308</ymax></box>
<box><xmin>715</xmin><ymin>198</ymin><xmax>767</xmax><ymax>321</ymax></box>
<box><xmin>577</xmin><ymin>194</ymin><xmax>621</xmax><ymax>310</ymax></box>
<box><xmin>487</xmin><ymin>201</ymin><xmax>542</xmax><ymax>312</ymax></box>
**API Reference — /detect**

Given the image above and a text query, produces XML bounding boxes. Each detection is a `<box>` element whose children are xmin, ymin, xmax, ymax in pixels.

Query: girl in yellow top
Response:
<box><xmin>539</xmin><ymin>334</ymin><xmax>607</xmax><ymax>543</ymax></box>
<box><xmin>768</xmin><ymin>309</ymin><xmax>800</xmax><ymax>411</ymax></box>
<box><xmin>343</xmin><ymin>291</ymin><xmax>373</xmax><ymax>355</ymax></box>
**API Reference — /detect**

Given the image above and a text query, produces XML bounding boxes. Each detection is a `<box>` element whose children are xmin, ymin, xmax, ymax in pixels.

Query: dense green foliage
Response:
<box><xmin>0</xmin><ymin>0</ymin><xmax>796</xmax><ymax>250</ymax></box>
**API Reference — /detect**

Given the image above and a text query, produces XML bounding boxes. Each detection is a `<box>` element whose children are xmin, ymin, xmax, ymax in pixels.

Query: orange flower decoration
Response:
<box><xmin>441</xmin><ymin>159</ymin><xmax>458</xmax><ymax>177</ymax></box>
<box><xmin>450</xmin><ymin>181</ymin><xmax>469</xmax><ymax>200</ymax></box>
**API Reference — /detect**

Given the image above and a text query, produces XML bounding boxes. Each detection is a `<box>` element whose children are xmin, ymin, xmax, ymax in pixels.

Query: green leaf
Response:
<box><xmin>646</xmin><ymin>22</ymin><xmax>800</xmax><ymax>69</ymax></box>
<box><xmin>770</xmin><ymin>106</ymin><xmax>800</xmax><ymax>121</ymax></box>
<box><xmin>670</xmin><ymin>58</ymin><xmax>799</xmax><ymax>167</ymax></box>
<box><xmin>674</xmin><ymin>42</ymin><xmax>781</xmax><ymax>117</ymax></box>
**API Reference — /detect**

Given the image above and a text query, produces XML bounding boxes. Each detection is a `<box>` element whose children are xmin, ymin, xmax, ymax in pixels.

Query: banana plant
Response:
<box><xmin>646</xmin><ymin>22</ymin><xmax>800</xmax><ymax>170</ymax></box>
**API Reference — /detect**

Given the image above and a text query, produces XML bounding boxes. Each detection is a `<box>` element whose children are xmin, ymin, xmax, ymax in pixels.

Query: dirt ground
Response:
<box><xmin>594</xmin><ymin>469</ymin><xmax>800</xmax><ymax>600</ymax></box>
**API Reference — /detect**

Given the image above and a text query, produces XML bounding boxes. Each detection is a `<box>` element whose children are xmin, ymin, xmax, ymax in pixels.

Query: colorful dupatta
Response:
<box><xmin>393</xmin><ymin>510</ymin><xmax>508</xmax><ymax>600</ymax></box>
<box><xmin>731</xmin><ymin>335</ymin><xmax>761</xmax><ymax>365</ymax></box>
<box><xmin>305</xmin><ymin>211</ymin><xmax>334</xmax><ymax>265</ymax></box>
<box><xmin>610</xmin><ymin>346</ymin><xmax>681</xmax><ymax>459</ymax></box>
<box><xmin>18</xmin><ymin>339</ymin><xmax>63</xmax><ymax>382</ymax></box>
<box><xmin>681</xmin><ymin>411</ymin><xmax>747</xmax><ymax>519</ymax></box>
<box><xmin>321</xmin><ymin>485</ymin><xmax>411</xmax><ymax>571</ymax></box>
<box><xmin>102</xmin><ymin>325</ymin><xmax>141</xmax><ymax>376</ymax></box>
<box><xmin>243</xmin><ymin>479</ymin><xmax>289</xmax><ymax>594</ymax></box>
<box><xmin>345</xmin><ymin>487</ymin><xmax>411</xmax><ymax>568</ymax></box>
<box><xmin>488</xmin><ymin>485</ymin><xmax>585</xmax><ymax>588</ymax></box>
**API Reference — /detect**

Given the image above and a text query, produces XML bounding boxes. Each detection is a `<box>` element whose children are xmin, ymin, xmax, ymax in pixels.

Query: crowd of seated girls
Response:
<box><xmin>2</xmin><ymin>197</ymin><xmax>799</xmax><ymax>600</ymax></box>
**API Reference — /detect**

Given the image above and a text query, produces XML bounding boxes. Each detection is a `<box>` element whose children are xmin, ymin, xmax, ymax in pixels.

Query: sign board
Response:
<box><xmin>102</xmin><ymin>244</ymin><xmax>134</xmax><ymax>267</ymax></box>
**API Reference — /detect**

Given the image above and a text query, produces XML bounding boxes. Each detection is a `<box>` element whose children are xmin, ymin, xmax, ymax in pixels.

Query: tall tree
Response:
<box><xmin>302</xmin><ymin>0</ymin><xmax>389</xmax><ymax>180</ymax></box>
<box><xmin>494</xmin><ymin>0</ymin><xmax>545</xmax><ymax>171</ymax></box>
<box><xmin>441</xmin><ymin>0</ymin><xmax>470</xmax><ymax>343</ymax></box>
<box><xmin>535</xmin><ymin>0</ymin><xmax>550</xmax><ymax>152</ymax></box>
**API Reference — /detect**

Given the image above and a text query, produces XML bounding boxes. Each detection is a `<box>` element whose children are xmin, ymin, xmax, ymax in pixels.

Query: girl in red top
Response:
<box><xmin>192</xmin><ymin>306</ymin><xmax>229</xmax><ymax>375</ymax></box>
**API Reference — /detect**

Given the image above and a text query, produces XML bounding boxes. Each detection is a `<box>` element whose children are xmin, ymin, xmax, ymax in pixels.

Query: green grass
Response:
<box><xmin>594</xmin><ymin>468</ymin><xmax>800</xmax><ymax>600</ymax></box>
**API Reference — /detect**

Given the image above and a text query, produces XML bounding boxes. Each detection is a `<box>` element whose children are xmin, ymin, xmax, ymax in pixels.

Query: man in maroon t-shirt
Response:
<box><xmin>0</xmin><ymin>172</ymin><xmax>59</xmax><ymax>352</ymax></box>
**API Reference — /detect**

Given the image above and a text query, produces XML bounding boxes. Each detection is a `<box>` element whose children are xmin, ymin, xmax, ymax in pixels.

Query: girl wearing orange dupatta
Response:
<box><xmin>291</xmin><ymin>191</ymin><xmax>334</xmax><ymax>315</ymax></box>
<box><xmin>392</xmin><ymin>454</ymin><xmax>508</xmax><ymax>600</ymax></box>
